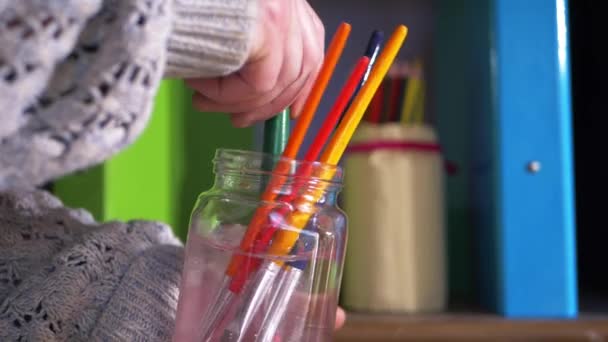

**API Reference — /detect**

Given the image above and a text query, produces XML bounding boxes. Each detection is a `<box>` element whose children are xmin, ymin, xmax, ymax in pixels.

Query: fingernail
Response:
<box><xmin>232</xmin><ymin>119</ymin><xmax>250</xmax><ymax>128</ymax></box>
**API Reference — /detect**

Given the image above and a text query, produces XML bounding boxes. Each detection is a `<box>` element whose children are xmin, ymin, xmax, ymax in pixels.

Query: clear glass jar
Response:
<box><xmin>173</xmin><ymin>149</ymin><xmax>347</xmax><ymax>342</ymax></box>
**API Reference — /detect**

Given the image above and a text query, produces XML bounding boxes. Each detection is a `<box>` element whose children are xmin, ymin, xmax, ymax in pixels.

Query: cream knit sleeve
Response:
<box><xmin>165</xmin><ymin>0</ymin><xmax>257</xmax><ymax>78</ymax></box>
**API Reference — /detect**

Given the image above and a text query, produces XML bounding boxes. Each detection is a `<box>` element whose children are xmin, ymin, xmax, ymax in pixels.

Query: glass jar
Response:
<box><xmin>173</xmin><ymin>149</ymin><xmax>347</xmax><ymax>342</ymax></box>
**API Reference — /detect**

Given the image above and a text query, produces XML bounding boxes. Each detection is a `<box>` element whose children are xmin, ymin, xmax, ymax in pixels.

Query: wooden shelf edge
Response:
<box><xmin>333</xmin><ymin>312</ymin><xmax>608</xmax><ymax>341</ymax></box>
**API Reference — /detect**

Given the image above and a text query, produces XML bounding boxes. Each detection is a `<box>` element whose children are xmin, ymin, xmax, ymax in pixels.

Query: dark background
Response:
<box><xmin>570</xmin><ymin>0</ymin><xmax>608</xmax><ymax>309</ymax></box>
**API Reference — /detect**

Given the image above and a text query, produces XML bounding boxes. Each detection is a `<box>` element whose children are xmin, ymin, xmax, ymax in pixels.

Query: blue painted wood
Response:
<box><xmin>485</xmin><ymin>0</ymin><xmax>577</xmax><ymax>317</ymax></box>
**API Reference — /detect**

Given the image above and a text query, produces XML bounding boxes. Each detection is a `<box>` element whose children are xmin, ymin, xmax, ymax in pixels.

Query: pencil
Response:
<box><xmin>228</xmin><ymin>56</ymin><xmax>371</xmax><ymax>291</ymax></box>
<box><xmin>282</xmin><ymin>22</ymin><xmax>351</xmax><ymax>159</ymax></box>
<box><xmin>368</xmin><ymin>84</ymin><xmax>384</xmax><ymax>123</ymax></box>
<box><xmin>323</xmin><ymin>25</ymin><xmax>409</xmax><ymax>164</ymax></box>
<box><xmin>225</xmin><ymin>22</ymin><xmax>352</xmax><ymax>279</ymax></box>
<box><xmin>344</xmin><ymin>30</ymin><xmax>384</xmax><ymax>125</ymax></box>
<box><xmin>266</xmin><ymin>25</ymin><xmax>409</xmax><ymax>257</ymax></box>
<box><xmin>305</xmin><ymin>56</ymin><xmax>370</xmax><ymax>161</ymax></box>
<box><xmin>387</xmin><ymin>72</ymin><xmax>404</xmax><ymax>122</ymax></box>
<box><xmin>400</xmin><ymin>59</ymin><xmax>422</xmax><ymax>124</ymax></box>
<box><xmin>262</xmin><ymin>109</ymin><xmax>290</xmax><ymax>157</ymax></box>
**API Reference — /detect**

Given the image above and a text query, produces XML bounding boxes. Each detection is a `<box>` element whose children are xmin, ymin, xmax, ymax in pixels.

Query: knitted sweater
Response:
<box><xmin>0</xmin><ymin>0</ymin><xmax>257</xmax><ymax>340</ymax></box>
<box><xmin>0</xmin><ymin>188</ymin><xmax>184</xmax><ymax>341</ymax></box>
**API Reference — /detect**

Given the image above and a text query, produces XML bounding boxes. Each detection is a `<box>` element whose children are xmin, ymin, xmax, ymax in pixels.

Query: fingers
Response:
<box><xmin>187</xmin><ymin>0</ymin><xmax>283</xmax><ymax>100</ymax></box>
<box><xmin>187</xmin><ymin>0</ymin><xmax>326</xmax><ymax>127</ymax></box>
<box><xmin>191</xmin><ymin>43</ymin><xmax>305</xmax><ymax>125</ymax></box>
<box><xmin>288</xmin><ymin>0</ymin><xmax>324</xmax><ymax>118</ymax></box>
<box><xmin>190</xmin><ymin>6</ymin><xmax>304</xmax><ymax>119</ymax></box>
<box><xmin>335</xmin><ymin>307</ymin><xmax>346</xmax><ymax>330</ymax></box>
<box><xmin>187</xmin><ymin>54</ymin><xmax>291</xmax><ymax>114</ymax></box>
<box><xmin>228</xmin><ymin>71</ymin><xmax>312</xmax><ymax>127</ymax></box>
<box><xmin>302</xmin><ymin>0</ymin><xmax>325</xmax><ymax>45</ymax></box>
<box><xmin>289</xmin><ymin>53</ymin><xmax>320</xmax><ymax>119</ymax></box>
<box><xmin>185</xmin><ymin>0</ymin><xmax>284</xmax><ymax>104</ymax></box>
<box><xmin>186</xmin><ymin>46</ymin><xmax>282</xmax><ymax>105</ymax></box>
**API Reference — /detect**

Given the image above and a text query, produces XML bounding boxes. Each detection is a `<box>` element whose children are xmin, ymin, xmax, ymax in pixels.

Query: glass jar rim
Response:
<box><xmin>213</xmin><ymin>148</ymin><xmax>344</xmax><ymax>186</ymax></box>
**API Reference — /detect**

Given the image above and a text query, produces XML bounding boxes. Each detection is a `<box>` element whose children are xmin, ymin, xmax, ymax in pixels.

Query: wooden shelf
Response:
<box><xmin>333</xmin><ymin>312</ymin><xmax>608</xmax><ymax>341</ymax></box>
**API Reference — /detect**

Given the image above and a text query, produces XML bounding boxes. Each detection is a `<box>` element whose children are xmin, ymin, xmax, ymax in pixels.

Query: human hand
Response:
<box><xmin>335</xmin><ymin>306</ymin><xmax>346</xmax><ymax>330</ymax></box>
<box><xmin>186</xmin><ymin>0</ymin><xmax>325</xmax><ymax>127</ymax></box>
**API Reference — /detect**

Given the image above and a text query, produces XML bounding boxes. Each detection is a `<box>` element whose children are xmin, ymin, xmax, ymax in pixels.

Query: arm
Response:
<box><xmin>0</xmin><ymin>188</ymin><xmax>184</xmax><ymax>341</ymax></box>
<box><xmin>0</xmin><ymin>0</ymin><xmax>102</xmax><ymax>139</ymax></box>
<box><xmin>186</xmin><ymin>0</ymin><xmax>325</xmax><ymax>127</ymax></box>
<box><xmin>165</xmin><ymin>0</ymin><xmax>257</xmax><ymax>78</ymax></box>
<box><xmin>0</xmin><ymin>0</ymin><xmax>257</xmax><ymax>189</ymax></box>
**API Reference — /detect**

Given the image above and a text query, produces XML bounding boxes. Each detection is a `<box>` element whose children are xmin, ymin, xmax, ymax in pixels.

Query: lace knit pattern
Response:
<box><xmin>0</xmin><ymin>0</ymin><xmax>255</xmax><ymax>189</ymax></box>
<box><xmin>0</xmin><ymin>0</ymin><xmax>171</xmax><ymax>189</ymax></box>
<box><xmin>0</xmin><ymin>188</ymin><xmax>184</xmax><ymax>341</ymax></box>
<box><xmin>0</xmin><ymin>0</ymin><xmax>257</xmax><ymax>340</ymax></box>
<box><xmin>0</xmin><ymin>0</ymin><xmax>103</xmax><ymax>140</ymax></box>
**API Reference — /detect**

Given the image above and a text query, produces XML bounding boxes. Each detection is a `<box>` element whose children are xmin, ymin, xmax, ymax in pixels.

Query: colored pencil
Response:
<box><xmin>266</xmin><ymin>25</ymin><xmax>410</xmax><ymax>257</ymax></box>
<box><xmin>262</xmin><ymin>109</ymin><xmax>290</xmax><ymax>157</ymax></box>
<box><xmin>282</xmin><ymin>22</ymin><xmax>352</xmax><ymax>159</ymax></box>
<box><xmin>225</xmin><ymin>22</ymin><xmax>352</xmax><ymax>279</ymax></box>
<box><xmin>228</xmin><ymin>56</ymin><xmax>371</xmax><ymax>292</ymax></box>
